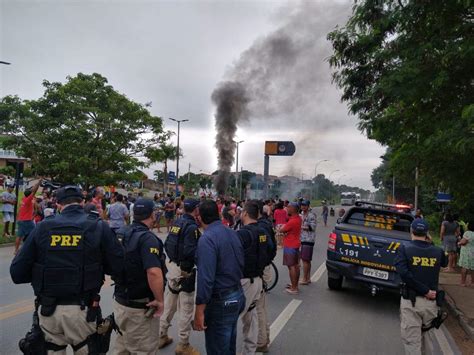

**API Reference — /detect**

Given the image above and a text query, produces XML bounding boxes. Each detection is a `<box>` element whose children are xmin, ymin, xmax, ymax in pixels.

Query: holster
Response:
<box><xmin>39</xmin><ymin>296</ymin><xmax>57</xmax><ymax>317</ymax></box>
<box><xmin>399</xmin><ymin>283</ymin><xmax>416</xmax><ymax>307</ymax></box>
<box><xmin>19</xmin><ymin>300</ymin><xmax>47</xmax><ymax>354</ymax></box>
<box><xmin>179</xmin><ymin>269</ymin><xmax>196</xmax><ymax>293</ymax></box>
<box><xmin>436</xmin><ymin>290</ymin><xmax>445</xmax><ymax>307</ymax></box>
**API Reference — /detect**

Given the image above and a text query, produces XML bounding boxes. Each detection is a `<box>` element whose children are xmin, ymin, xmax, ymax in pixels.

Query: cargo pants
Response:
<box><xmin>256</xmin><ymin>265</ymin><xmax>272</xmax><ymax>348</ymax></box>
<box><xmin>113</xmin><ymin>300</ymin><xmax>160</xmax><ymax>355</ymax></box>
<box><xmin>159</xmin><ymin>261</ymin><xmax>195</xmax><ymax>346</ymax></box>
<box><xmin>39</xmin><ymin>305</ymin><xmax>96</xmax><ymax>355</ymax></box>
<box><xmin>240</xmin><ymin>277</ymin><xmax>263</xmax><ymax>354</ymax></box>
<box><xmin>400</xmin><ymin>297</ymin><xmax>438</xmax><ymax>355</ymax></box>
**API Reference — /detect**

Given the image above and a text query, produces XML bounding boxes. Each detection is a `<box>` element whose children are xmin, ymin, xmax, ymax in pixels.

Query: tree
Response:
<box><xmin>146</xmin><ymin>143</ymin><xmax>181</xmax><ymax>194</ymax></box>
<box><xmin>0</xmin><ymin>73</ymin><xmax>167</xmax><ymax>188</ymax></box>
<box><xmin>328</xmin><ymin>1</ymin><xmax>474</xmax><ymax>216</ymax></box>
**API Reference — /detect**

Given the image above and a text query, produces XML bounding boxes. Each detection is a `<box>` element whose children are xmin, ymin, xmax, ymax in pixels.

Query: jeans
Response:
<box><xmin>204</xmin><ymin>289</ymin><xmax>246</xmax><ymax>355</ymax></box>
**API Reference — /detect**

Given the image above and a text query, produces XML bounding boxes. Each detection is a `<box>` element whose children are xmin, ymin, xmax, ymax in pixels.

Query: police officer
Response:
<box><xmin>159</xmin><ymin>199</ymin><xmax>201</xmax><ymax>355</ymax></box>
<box><xmin>237</xmin><ymin>200</ymin><xmax>271</xmax><ymax>355</ymax></box>
<box><xmin>112</xmin><ymin>198</ymin><xmax>166</xmax><ymax>355</ymax></box>
<box><xmin>395</xmin><ymin>219</ymin><xmax>448</xmax><ymax>355</ymax></box>
<box><xmin>193</xmin><ymin>200</ymin><xmax>245</xmax><ymax>355</ymax></box>
<box><xmin>10</xmin><ymin>186</ymin><xmax>124</xmax><ymax>354</ymax></box>
<box><xmin>255</xmin><ymin>200</ymin><xmax>277</xmax><ymax>353</ymax></box>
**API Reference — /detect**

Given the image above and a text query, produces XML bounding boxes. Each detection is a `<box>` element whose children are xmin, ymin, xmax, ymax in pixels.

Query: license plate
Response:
<box><xmin>362</xmin><ymin>267</ymin><xmax>389</xmax><ymax>280</ymax></box>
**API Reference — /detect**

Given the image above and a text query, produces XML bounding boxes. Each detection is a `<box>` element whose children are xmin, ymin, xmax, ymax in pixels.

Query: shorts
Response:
<box><xmin>2</xmin><ymin>211</ymin><xmax>13</xmax><ymax>223</ymax></box>
<box><xmin>283</xmin><ymin>247</ymin><xmax>300</xmax><ymax>266</ymax></box>
<box><xmin>443</xmin><ymin>235</ymin><xmax>458</xmax><ymax>253</ymax></box>
<box><xmin>300</xmin><ymin>242</ymin><xmax>315</xmax><ymax>262</ymax></box>
<box><xmin>165</xmin><ymin>211</ymin><xmax>175</xmax><ymax>220</ymax></box>
<box><xmin>17</xmin><ymin>220</ymin><xmax>35</xmax><ymax>238</ymax></box>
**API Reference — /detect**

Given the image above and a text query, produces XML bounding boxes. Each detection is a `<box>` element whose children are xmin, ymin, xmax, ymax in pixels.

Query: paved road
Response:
<box><xmin>0</xmin><ymin>207</ymin><xmax>461</xmax><ymax>354</ymax></box>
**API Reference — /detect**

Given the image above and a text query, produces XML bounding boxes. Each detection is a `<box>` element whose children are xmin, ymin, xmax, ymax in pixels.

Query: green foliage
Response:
<box><xmin>0</xmin><ymin>73</ymin><xmax>169</xmax><ymax>188</ymax></box>
<box><xmin>0</xmin><ymin>165</ymin><xmax>15</xmax><ymax>176</ymax></box>
<box><xmin>329</xmin><ymin>1</ymin><xmax>474</xmax><ymax>217</ymax></box>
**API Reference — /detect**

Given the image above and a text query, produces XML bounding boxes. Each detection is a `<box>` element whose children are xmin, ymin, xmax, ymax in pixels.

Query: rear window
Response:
<box><xmin>345</xmin><ymin>209</ymin><xmax>413</xmax><ymax>232</ymax></box>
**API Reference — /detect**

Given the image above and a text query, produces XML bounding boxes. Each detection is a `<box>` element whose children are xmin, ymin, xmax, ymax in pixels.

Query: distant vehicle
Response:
<box><xmin>340</xmin><ymin>192</ymin><xmax>356</xmax><ymax>206</ymax></box>
<box><xmin>355</xmin><ymin>193</ymin><xmax>361</xmax><ymax>201</ymax></box>
<box><xmin>326</xmin><ymin>201</ymin><xmax>414</xmax><ymax>295</ymax></box>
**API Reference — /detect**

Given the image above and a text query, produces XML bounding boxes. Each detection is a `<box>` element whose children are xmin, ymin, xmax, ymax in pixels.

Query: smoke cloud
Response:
<box><xmin>212</xmin><ymin>1</ymin><xmax>351</xmax><ymax>194</ymax></box>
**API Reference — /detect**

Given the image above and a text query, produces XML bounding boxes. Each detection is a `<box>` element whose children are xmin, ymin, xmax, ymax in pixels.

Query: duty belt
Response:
<box><xmin>114</xmin><ymin>296</ymin><xmax>149</xmax><ymax>309</ymax></box>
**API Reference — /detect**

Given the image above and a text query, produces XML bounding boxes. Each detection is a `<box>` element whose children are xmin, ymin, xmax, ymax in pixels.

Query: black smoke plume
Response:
<box><xmin>212</xmin><ymin>1</ymin><xmax>350</xmax><ymax>194</ymax></box>
<box><xmin>212</xmin><ymin>81</ymin><xmax>249</xmax><ymax>195</ymax></box>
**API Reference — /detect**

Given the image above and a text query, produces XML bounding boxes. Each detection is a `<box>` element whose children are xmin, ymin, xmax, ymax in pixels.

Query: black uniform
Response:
<box><xmin>10</xmin><ymin>203</ymin><xmax>124</xmax><ymax>352</ymax></box>
<box><xmin>165</xmin><ymin>213</ymin><xmax>201</xmax><ymax>273</ymax></box>
<box><xmin>395</xmin><ymin>239</ymin><xmax>448</xmax><ymax>354</ymax></box>
<box><xmin>237</xmin><ymin>223</ymin><xmax>271</xmax><ymax>279</ymax></box>
<box><xmin>114</xmin><ymin>221</ymin><xmax>166</xmax><ymax>302</ymax></box>
<box><xmin>395</xmin><ymin>240</ymin><xmax>448</xmax><ymax>296</ymax></box>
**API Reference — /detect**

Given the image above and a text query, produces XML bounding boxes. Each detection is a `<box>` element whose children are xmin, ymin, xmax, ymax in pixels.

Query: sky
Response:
<box><xmin>0</xmin><ymin>0</ymin><xmax>385</xmax><ymax>190</ymax></box>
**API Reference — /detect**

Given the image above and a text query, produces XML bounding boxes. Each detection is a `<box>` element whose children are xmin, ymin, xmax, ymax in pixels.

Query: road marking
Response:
<box><xmin>268</xmin><ymin>299</ymin><xmax>303</xmax><ymax>344</ymax></box>
<box><xmin>311</xmin><ymin>262</ymin><xmax>326</xmax><ymax>283</ymax></box>
<box><xmin>0</xmin><ymin>276</ymin><xmax>113</xmax><ymax>320</ymax></box>
<box><xmin>0</xmin><ymin>303</ymin><xmax>34</xmax><ymax>321</ymax></box>
<box><xmin>432</xmin><ymin>325</ymin><xmax>461</xmax><ymax>354</ymax></box>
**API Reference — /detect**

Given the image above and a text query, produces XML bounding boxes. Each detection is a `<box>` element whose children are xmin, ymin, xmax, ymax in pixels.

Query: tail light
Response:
<box><xmin>328</xmin><ymin>232</ymin><xmax>337</xmax><ymax>251</ymax></box>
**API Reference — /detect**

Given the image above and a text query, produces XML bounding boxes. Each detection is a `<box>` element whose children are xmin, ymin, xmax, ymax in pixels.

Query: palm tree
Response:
<box><xmin>147</xmin><ymin>143</ymin><xmax>180</xmax><ymax>193</ymax></box>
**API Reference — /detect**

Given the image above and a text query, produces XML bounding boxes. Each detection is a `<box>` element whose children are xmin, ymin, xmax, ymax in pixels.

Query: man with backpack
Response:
<box><xmin>256</xmin><ymin>200</ymin><xmax>277</xmax><ymax>353</ymax></box>
<box><xmin>237</xmin><ymin>200</ymin><xmax>273</xmax><ymax>354</ymax></box>
<box><xmin>112</xmin><ymin>199</ymin><xmax>166</xmax><ymax>354</ymax></box>
<box><xmin>159</xmin><ymin>199</ymin><xmax>201</xmax><ymax>355</ymax></box>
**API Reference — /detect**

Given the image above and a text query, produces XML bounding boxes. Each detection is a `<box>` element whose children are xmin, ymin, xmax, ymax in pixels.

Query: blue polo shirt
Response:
<box><xmin>195</xmin><ymin>220</ymin><xmax>244</xmax><ymax>305</ymax></box>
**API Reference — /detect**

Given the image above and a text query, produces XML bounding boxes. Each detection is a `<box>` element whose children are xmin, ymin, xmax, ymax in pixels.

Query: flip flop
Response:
<box><xmin>285</xmin><ymin>288</ymin><xmax>299</xmax><ymax>295</ymax></box>
<box><xmin>299</xmin><ymin>280</ymin><xmax>311</xmax><ymax>285</ymax></box>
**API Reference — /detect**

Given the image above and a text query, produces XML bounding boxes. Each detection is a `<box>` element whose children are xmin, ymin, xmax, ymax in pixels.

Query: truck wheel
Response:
<box><xmin>328</xmin><ymin>276</ymin><xmax>343</xmax><ymax>290</ymax></box>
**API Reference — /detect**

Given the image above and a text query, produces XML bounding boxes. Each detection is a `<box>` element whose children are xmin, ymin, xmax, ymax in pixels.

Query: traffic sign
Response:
<box><xmin>264</xmin><ymin>141</ymin><xmax>296</xmax><ymax>156</ymax></box>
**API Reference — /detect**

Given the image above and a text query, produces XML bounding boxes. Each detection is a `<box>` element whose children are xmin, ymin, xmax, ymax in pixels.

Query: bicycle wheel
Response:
<box><xmin>264</xmin><ymin>261</ymin><xmax>279</xmax><ymax>292</ymax></box>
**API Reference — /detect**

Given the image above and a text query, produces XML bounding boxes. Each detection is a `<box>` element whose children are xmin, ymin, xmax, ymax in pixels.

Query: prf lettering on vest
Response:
<box><xmin>170</xmin><ymin>226</ymin><xmax>181</xmax><ymax>234</ymax></box>
<box><xmin>412</xmin><ymin>256</ymin><xmax>437</xmax><ymax>267</ymax></box>
<box><xmin>259</xmin><ymin>235</ymin><xmax>267</xmax><ymax>243</ymax></box>
<box><xmin>150</xmin><ymin>247</ymin><xmax>159</xmax><ymax>255</ymax></box>
<box><xmin>50</xmin><ymin>235</ymin><xmax>82</xmax><ymax>247</ymax></box>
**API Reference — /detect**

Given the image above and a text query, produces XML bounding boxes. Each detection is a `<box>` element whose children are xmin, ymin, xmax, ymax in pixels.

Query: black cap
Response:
<box><xmin>133</xmin><ymin>198</ymin><xmax>154</xmax><ymax>218</ymax></box>
<box><xmin>184</xmin><ymin>198</ymin><xmax>200</xmax><ymax>211</ymax></box>
<box><xmin>411</xmin><ymin>218</ymin><xmax>429</xmax><ymax>235</ymax></box>
<box><xmin>56</xmin><ymin>186</ymin><xmax>83</xmax><ymax>203</ymax></box>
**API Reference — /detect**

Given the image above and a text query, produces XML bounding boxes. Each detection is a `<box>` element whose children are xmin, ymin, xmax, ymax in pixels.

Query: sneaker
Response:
<box><xmin>256</xmin><ymin>344</ymin><xmax>269</xmax><ymax>353</ymax></box>
<box><xmin>158</xmin><ymin>335</ymin><xmax>173</xmax><ymax>349</ymax></box>
<box><xmin>175</xmin><ymin>343</ymin><xmax>200</xmax><ymax>355</ymax></box>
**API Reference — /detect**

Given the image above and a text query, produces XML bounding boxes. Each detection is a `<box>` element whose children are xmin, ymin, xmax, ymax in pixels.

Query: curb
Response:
<box><xmin>442</xmin><ymin>286</ymin><xmax>474</xmax><ymax>341</ymax></box>
<box><xmin>0</xmin><ymin>242</ymin><xmax>14</xmax><ymax>248</ymax></box>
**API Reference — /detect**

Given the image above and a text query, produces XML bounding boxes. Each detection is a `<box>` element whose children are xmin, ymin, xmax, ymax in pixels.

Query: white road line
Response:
<box><xmin>311</xmin><ymin>262</ymin><xmax>326</xmax><ymax>283</ymax></box>
<box><xmin>268</xmin><ymin>299</ymin><xmax>303</xmax><ymax>344</ymax></box>
<box><xmin>433</xmin><ymin>325</ymin><xmax>461</xmax><ymax>355</ymax></box>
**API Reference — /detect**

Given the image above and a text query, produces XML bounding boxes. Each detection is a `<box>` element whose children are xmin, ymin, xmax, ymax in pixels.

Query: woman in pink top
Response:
<box><xmin>273</xmin><ymin>201</ymin><xmax>288</xmax><ymax>247</ymax></box>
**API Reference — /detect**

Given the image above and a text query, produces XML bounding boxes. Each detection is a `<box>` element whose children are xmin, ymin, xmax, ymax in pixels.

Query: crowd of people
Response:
<box><xmin>8</xmin><ymin>182</ymin><xmax>324</xmax><ymax>355</ymax></box>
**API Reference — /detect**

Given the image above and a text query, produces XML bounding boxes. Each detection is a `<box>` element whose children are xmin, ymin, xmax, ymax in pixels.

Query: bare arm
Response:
<box><xmin>440</xmin><ymin>224</ymin><xmax>445</xmax><ymax>240</ymax></box>
<box><xmin>146</xmin><ymin>267</ymin><xmax>164</xmax><ymax>317</ymax></box>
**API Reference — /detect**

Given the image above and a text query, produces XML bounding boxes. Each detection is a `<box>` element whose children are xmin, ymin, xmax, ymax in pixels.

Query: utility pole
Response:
<box><xmin>414</xmin><ymin>166</ymin><xmax>419</xmax><ymax>211</ymax></box>
<box><xmin>239</xmin><ymin>166</ymin><xmax>243</xmax><ymax>200</ymax></box>
<box><xmin>169</xmin><ymin>118</ymin><xmax>189</xmax><ymax>196</ymax></box>
<box><xmin>188</xmin><ymin>163</ymin><xmax>191</xmax><ymax>183</ymax></box>
<box><xmin>313</xmin><ymin>159</ymin><xmax>329</xmax><ymax>201</ymax></box>
<box><xmin>392</xmin><ymin>175</ymin><xmax>395</xmax><ymax>202</ymax></box>
<box><xmin>234</xmin><ymin>140</ymin><xmax>244</xmax><ymax>189</ymax></box>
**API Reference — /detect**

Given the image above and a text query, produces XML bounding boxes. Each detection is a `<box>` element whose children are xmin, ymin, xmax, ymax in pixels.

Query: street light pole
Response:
<box><xmin>337</xmin><ymin>174</ymin><xmax>347</xmax><ymax>185</ymax></box>
<box><xmin>234</xmin><ymin>140</ymin><xmax>244</xmax><ymax>189</ymax></box>
<box><xmin>313</xmin><ymin>159</ymin><xmax>329</xmax><ymax>201</ymax></box>
<box><xmin>329</xmin><ymin>169</ymin><xmax>340</xmax><ymax>182</ymax></box>
<box><xmin>169</xmin><ymin>118</ymin><xmax>189</xmax><ymax>196</ymax></box>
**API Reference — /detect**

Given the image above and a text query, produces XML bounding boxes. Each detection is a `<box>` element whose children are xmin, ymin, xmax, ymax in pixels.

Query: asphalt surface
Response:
<box><xmin>0</xmin><ymin>207</ymin><xmax>461</xmax><ymax>354</ymax></box>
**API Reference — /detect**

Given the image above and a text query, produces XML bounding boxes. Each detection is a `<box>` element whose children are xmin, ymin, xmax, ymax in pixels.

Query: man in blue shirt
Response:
<box><xmin>193</xmin><ymin>200</ymin><xmax>245</xmax><ymax>355</ymax></box>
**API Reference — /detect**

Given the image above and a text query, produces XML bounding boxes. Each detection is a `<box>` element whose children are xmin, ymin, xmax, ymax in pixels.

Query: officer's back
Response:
<box><xmin>394</xmin><ymin>219</ymin><xmax>448</xmax><ymax>355</ymax></box>
<box><xmin>10</xmin><ymin>186</ymin><xmax>123</xmax><ymax>354</ymax></box>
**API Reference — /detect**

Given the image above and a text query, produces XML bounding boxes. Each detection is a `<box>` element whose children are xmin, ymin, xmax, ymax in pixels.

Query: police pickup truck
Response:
<box><xmin>326</xmin><ymin>201</ymin><xmax>414</xmax><ymax>295</ymax></box>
